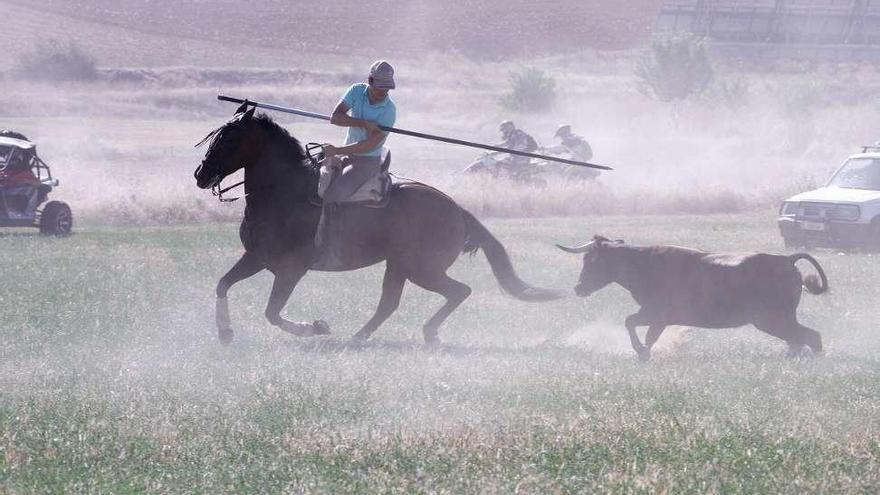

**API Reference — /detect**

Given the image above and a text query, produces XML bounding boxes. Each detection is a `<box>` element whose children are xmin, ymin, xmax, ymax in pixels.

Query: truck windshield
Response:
<box><xmin>828</xmin><ymin>158</ymin><xmax>880</xmax><ymax>190</ymax></box>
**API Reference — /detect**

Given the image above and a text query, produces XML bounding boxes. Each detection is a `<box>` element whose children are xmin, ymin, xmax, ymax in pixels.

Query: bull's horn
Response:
<box><xmin>556</xmin><ymin>242</ymin><xmax>592</xmax><ymax>254</ymax></box>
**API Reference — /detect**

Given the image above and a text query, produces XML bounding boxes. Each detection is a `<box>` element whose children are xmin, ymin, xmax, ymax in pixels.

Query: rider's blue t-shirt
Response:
<box><xmin>341</xmin><ymin>83</ymin><xmax>396</xmax><ymax>157</ymax></box>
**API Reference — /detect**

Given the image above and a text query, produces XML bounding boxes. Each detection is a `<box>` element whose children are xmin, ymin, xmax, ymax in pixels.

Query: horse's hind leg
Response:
<box><xmin>410</xmin><ymin>273</ymin><xmax>472</xmax><ymax>345</ymax></box>
<box><xmin>215</xmin><ymin>251</ymin><xmax>264</xmax><ymax>345</ymax></box>
<box><xmin>265</xmin><ymin>264</ymin><xmax>330</xmax><ymax>337</ymax></box>
<box><xmin>352</xmin><ymin>265</ymin><xmax>406</xmax><ymax>342</ymax></box>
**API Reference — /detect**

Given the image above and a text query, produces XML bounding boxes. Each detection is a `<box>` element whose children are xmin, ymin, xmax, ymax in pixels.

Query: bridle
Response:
<box><xmin>204</xmin><ymin>142</ymin><xmax>326</xmax><ymax>203</ymax></box>
<box><xmin>212</xmin><ymin>178</ymin><xmax>246</xmax><ymax>203</ymax></box>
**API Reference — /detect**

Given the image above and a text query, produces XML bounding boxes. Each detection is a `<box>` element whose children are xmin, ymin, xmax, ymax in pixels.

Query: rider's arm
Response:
<box><xmin>326</xmin><ymin>130</ymin><xmax>386</xmax><ymax>156</ymax></box>
<box><xmin>330</xmin><ymin>101</ymin><xmax>380</xmax><ymax>134</ymax></box>
<box><xmin>326</xmin><ymin>100</ymin><xmax>394</xmax><ymax>158</ymax></box>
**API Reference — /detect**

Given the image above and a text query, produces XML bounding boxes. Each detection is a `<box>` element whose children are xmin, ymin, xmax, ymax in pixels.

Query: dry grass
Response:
<box><xmin>1</xmin><ymin>214</ymin><xmax>879</xmax><ymax>493</ymax></box>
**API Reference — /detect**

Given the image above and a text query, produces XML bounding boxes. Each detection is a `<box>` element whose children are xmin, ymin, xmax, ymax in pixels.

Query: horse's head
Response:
<box><xmin>194</xmin><ymin>103</ymin><xmax>262</xmax><ymax>189</ymax></box>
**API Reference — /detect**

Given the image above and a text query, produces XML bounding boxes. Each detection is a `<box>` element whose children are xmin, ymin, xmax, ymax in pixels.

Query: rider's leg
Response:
<box><xmin>24</xmin><ymin>186</ymin><xmax>40</xmax><ymax>213</ymax></box>
<box><xmin>322</xmin><ymin>156</ymin><xmax>383</xmax><ymax>204</ymax></box>
<box><xmin>314</xmin><ymin>156</ymin><xmax>383</xmax><ymax>266</ymax></box>
<box><xmin>5</xmin><ymin>186</ymin><xmax>34</xmax><ymax>217</ymax></box>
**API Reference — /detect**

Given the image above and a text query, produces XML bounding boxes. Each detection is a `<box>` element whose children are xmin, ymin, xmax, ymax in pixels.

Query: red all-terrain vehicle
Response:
<box><xmin>0</xmin><ymin>131</ymin><xmax>72</xmax><ymax>235</ymax></box>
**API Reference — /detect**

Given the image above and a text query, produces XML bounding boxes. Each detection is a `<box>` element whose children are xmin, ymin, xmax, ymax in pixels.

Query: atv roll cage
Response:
<box><xmin>0</xmin><ymin>135</ymin><xmax>71</xmax><ymax>235</ymax></box>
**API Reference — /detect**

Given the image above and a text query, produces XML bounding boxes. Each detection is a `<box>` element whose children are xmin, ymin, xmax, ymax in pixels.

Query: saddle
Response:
<box><xmin>314</xmin><ymin>150</ymin><xmax>392</xmax><ymax>208</ymax></box>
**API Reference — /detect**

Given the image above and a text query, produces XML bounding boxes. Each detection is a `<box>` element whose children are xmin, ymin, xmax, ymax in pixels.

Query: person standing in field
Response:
<box><xmin>317</xmin><ymin>60</ymin><xmax>397</xmax><ymax>264</ymax></box>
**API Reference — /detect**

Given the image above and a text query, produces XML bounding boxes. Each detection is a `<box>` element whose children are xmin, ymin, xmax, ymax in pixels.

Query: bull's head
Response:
<box><xmin>193</xmin><ymin>103</ymin><xmax>258</xmax><ymax>189</ymax></box>
<box><xmin>556</xmin><ymin>235</ymin><xmax>624</xmax><ymax>297</ymax></box>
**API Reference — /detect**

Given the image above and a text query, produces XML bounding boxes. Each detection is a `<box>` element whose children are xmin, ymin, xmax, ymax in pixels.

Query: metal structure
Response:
<box><xmin>656</xmin><ymin>1</ymin><xmax>880</xmax><ymax>59</ymax></box>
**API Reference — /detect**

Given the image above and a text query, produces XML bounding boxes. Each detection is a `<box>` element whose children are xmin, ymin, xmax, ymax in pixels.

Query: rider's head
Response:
<box><xmin>367</xmin><ymin>60</ymin><xmax>395</xmax><ymax>100</ymax></box>
<box><xmin>554</xmin><ymin>125</ymin><xmax>572</xmax><ymax>140</ymax></box>
<box><xmin>499</xmin><ymin>120</ymin><xmax>515</xmax><ymax>139</ymax></box>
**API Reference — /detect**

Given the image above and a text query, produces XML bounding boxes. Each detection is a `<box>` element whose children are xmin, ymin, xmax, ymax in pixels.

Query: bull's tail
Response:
<box><xmin>789</xmin><ymin>253</ymin><xmax>829</xmax><ymax>295</ymax></box>
<box><xmin>461</xmin><ymin>210</ymin><xmax>563</xmax><ymax>302</ymax></box>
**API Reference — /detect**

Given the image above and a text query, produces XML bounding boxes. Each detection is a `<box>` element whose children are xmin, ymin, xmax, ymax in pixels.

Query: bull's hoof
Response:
<box><xmin>218</xmin><ymin>327</ymin><xmax>234</xmax><ymax>346</ymax></box>
<box><xmin>350</xmin><ymin>331</ymin><xmax>370</xmax><ymax>343</ymax></box>
<box><xmin>786</xmin><ymin>345</ymin><xmax>807</xmax><ymax>359</ymax></box>
<box><xmin>424</xmin><ymin>335</ymin><xmax>442</xmax><ymax>349</ymax></box>
<box><xmin>313</xmin><ymin>320</ymin><xmax>331</xmax><ymax>335</ymax></box>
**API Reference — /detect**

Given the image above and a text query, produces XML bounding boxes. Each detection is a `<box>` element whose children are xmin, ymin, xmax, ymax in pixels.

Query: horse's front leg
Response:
<box><xmin>265</xmin><ymin>260</ymin><xmax>330</xmax><ymax>337</ymax></box>
<box><xmin>216</xmin><ymin>251</ymin><xmax>265</xmax><ymax>345</ymax></box>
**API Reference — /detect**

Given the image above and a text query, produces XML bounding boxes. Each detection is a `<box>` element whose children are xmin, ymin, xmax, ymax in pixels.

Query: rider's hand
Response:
<box><xmin>361</xmin><ymin>120</ymin><xmax>380</xmax><ymax>134</ymax></box>
<box><xmin>323</xmin><ymin>144</ymin><xmax>337</xmax><ymax>157</ymax></box>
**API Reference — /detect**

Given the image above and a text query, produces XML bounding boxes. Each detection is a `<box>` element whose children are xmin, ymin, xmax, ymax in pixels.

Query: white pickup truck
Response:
<box><xmin>778</xmin><ymin>144</ymin><xmax>880</xmax><ymax>250</ymax></box>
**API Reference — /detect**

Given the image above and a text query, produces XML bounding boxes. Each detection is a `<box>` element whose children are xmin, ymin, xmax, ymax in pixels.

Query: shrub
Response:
<box><xmin>17</xmin><ymin>39</ymin><xmax>98</xmax><ymax>82</ymax></box>
<box><xmin>706</xmin><ymin>76</ymin><xmax>750</xmax><ymax>107</ymax></box>
<box><xmin>499</xmin><ymin>68</ymin><xmax>556</xmax><ymax>112</ymax></box>
<box><xmin>636</xmin><ymin>32</ymin><xmax>714</xmax><ymax>102</ymax></box>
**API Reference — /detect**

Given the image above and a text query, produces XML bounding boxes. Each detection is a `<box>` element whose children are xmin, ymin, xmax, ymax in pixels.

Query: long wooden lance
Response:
<box><xmin>218</xmin><ymin>95</ymin><xmax>612</xmax><ymax>170</ymax></box>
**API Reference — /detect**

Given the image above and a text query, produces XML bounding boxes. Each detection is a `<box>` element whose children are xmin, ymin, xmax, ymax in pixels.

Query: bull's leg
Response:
<box><xmin>754</xmin><ymin>314</ymin><xmax>821</xmax><ymax>357</ymax></box>
<box><xmin>215</xmin><ymin>251</ymin><xmax>264</xmax><ymax>345</ymax></box>
<box><xmin>265</xmin><ymin>264</ymin><xmax>330</xmax><ymax>337</ymax></box>
<box><xmin>624</xmin><ymin>312</ymin><xmax>651</xmax><ymax>361</ymax></box>
<box><xmin>787</xmin><ymin>321</ymin><xmax>823</xmax><ymax>356</ymax></box>
<box><xmin>410</xmin><ymin>273</ymin><xmax>472</xmax><ymax>346</ymax></box>
<box><xmin>641</xmin><ymin>324</ymin><xmax>667</xmax><ymax>361</ymax></box>
<box><xmin>797</xmin><ymin>323</ymin><xmax>823</xmax><ymax>355</ymax></box>
<box><xmin>351</xmin><ymin>265</ymin><xmax>407</xmax><ymax>342</ymax></box>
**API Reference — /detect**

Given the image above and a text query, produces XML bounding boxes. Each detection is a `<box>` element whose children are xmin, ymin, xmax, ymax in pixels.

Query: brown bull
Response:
<box><xmin>557</xmin><ymin>236</ymin><xmax>828</xmax><ymax>360</ymax></box>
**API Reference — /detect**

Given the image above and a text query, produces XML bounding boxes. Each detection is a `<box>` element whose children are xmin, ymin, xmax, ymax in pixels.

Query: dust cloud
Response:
<box><xmin>2</xmin><ymin>2</ymin><xmax>880</xmax><ymax>491</ymax></box>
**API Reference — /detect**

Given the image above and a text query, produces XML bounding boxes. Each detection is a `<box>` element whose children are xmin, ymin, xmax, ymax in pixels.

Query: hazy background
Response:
<box><xmin>2</xmin><ymin>0</ymin><xmax>879</xmax><ymax>224</ymax></box>
<box><xmin>2</xmin><ymin>2</ymin><xmax>880</xmax><ymax>492</ymax></box>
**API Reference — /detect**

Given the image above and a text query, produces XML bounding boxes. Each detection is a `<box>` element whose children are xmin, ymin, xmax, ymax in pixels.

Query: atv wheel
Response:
<box><xmin>39</xmin><ymin>201</ymin><xmax>73</xmax><ymax>236</ymax></box>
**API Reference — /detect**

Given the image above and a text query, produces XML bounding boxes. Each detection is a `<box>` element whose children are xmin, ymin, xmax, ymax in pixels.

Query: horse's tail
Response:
<box><xmin>462</xmin><ymin>210</ymin><xmax>563</xmax><ymax>302</ymax></box>
<box><xmin>789</xmin><ymin>253</ymin><xmax>829</xmax><ymax>295</ymax></box>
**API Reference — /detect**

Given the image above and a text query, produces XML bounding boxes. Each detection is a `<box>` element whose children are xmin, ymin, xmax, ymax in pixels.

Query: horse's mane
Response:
<box><xmin>252</xmin><ymin>113</ymin><xmax>309</xmax><ymax>169</ymax></box>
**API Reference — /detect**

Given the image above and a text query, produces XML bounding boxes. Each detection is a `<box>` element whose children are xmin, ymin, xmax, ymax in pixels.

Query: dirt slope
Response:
<box><xmin>3</xmin><ymin>0</ymin><xmax>663</xmax><ymax>62</ymax></box>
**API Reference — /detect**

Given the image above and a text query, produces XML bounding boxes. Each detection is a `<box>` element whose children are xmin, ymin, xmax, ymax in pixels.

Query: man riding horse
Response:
<box><xmin>318</xmin><ymin>60</ymin><xmax>397</xmax><ymax>266</ymax></box>
<box><xmin>193</xmin><ymin>63</ymin><xmax>562</xmax><ymax>345</ymax></box>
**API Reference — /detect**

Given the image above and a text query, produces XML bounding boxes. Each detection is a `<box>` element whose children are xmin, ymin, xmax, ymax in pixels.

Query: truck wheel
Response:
<box><xmin>39</xmin><ymin>201</ymin><xmax>73</xmax><ymax>236</ymax></box>
<box><xmin>870</xmin><ymin>218</ymin><xmax>880</xmax><ymax>252</ymax></box>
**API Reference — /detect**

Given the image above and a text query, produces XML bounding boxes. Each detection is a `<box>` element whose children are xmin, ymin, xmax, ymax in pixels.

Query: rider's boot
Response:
<box><xmin>313</xmin><ymin>203</ymin><xmax>345</xmax><ymax>269</ymax></box>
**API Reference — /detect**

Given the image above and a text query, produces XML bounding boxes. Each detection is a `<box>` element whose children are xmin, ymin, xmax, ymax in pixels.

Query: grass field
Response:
<box><xmin>2</xmin><ymin>212</ymin><xmax>879</xmax><ymax>493</ymax></box>
<box><xmin>2</xmin><ymin>2</ymin><xmax>880</xmax><ymax>491</ymax></box>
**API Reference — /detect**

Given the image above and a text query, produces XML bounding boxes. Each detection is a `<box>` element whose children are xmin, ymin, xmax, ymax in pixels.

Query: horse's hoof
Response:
<box><xmin>636</xmin><ymin>348</ymin><xmax>651</xmax><ymax>362</ymax></box>
<box><xmin>218</xmin><ymin>327</ymin><xmax>234</xmax><ymax>345</ymax></box>
<box><xmin>424</xmin><ymin>336</ymin><xmax>441</xmax><ymax>349</ymax></box>
<box><xmin>313</xmin><ymin>320</ymin><xmax>331</xmax><ymax>335</ymax></box>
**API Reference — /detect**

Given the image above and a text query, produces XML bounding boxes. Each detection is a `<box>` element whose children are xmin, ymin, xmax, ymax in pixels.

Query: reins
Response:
<box><xmin>209</xmin><ymin>143</ymin><xmax>324</xmax><ymax>203</ymax></box>
<box><xmin>212</xmin><ymin>179</ymin><xmax>246</xmax><ymax>203</ymax></box>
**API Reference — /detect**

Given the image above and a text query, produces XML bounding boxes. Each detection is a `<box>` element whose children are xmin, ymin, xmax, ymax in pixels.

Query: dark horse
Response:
<box><xmin>194</xmin><ymin>104</ymin><xmax>560</xmax><ymax>345</ymax></box>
